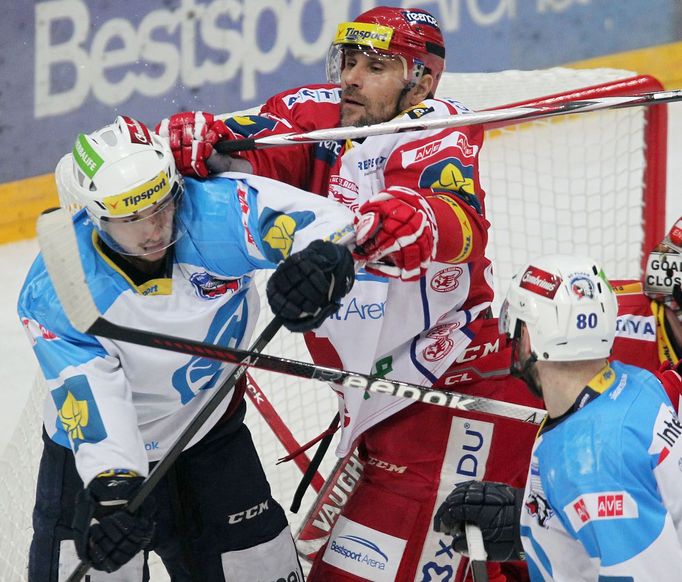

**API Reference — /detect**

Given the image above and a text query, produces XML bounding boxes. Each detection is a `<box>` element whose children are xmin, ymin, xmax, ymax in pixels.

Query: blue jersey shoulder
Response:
<box><xmin>538</xmin><ymin>362</ymin><xmax>669</xmax><ymax>499</ymax></box>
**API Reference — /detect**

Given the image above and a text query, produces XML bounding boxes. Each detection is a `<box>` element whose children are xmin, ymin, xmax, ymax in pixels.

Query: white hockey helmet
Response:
<box><xmin>499</xmin><ymin>254</ymin><xmax>617</xmax><ymax>362</ymax></box>
<box><xmin>55</xmin><ymin>116</ymin><xmax>184</xmax><ymax>256</ymax></box>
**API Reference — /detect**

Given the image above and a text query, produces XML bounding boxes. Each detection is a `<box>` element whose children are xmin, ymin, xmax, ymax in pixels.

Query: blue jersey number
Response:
<box><xmin>576</xmin><ymin>313</ymin><xmax>598</xmax><ymax>329</ymax></box>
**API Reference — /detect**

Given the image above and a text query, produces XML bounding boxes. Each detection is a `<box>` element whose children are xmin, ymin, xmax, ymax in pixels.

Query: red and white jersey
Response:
<box><xmin>224</xmin><ymin>85</ymin><xmax>493</xmax><ymax>455</ymax></box>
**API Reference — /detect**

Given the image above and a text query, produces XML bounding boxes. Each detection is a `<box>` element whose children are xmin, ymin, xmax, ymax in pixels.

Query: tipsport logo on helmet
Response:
<box><xmin>102</xmin><ymin>172</ymin><xmax>171</xmax><ymax>216</ymax></box>
<box><xmin>335</xmin><ymin>22</ymin><xmax>393</xmax><ymax>50</ymax></box>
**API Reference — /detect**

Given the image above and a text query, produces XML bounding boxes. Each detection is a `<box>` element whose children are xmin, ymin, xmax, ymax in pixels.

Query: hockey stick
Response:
<box><xmin>215</xmin><ymin>88</ymin><xmax>681</xmax><ymax>153</ymax></box>
<box><xmin>65</xmin><ymin>316</ymin><xmax>283</xmax><ymax>582</ymax></box>
<box><xmin>36</xmin><ymin>209</ymin><xmax>546</xmax><ymax>426</ymax></box>
<box><xmin>465</xmin><ymin>524</ymin><xmax>489</xmax><ymax>582</ymax></box>
<box><xmin>244</xmin><ymin>371</ymin><xmax>325</xmax><ymax>493</ymax></box>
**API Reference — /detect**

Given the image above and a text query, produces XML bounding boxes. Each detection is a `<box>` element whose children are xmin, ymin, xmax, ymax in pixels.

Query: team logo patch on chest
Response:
<box><xmin>430</xmin><ymin>266</ymin><xmax>463</xmax><ymax>292</ymax></box>
<box><xmin>189</xmin><ymin>272</ymin><xmax>241</xmax><ymax>300</ymax></box>
<box><xmin>422</xmin><ymin>322</ymin><xmax>460</xmax><ymax>361</ymax></box>
<box><xmin>525</xmin><ymin>491</ymin><xmax>554</xmax><ymax>528</ymax></box>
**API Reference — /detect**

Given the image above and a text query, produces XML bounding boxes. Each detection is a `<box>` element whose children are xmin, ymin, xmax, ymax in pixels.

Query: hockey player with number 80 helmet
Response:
<box><xmin>439</xmin><ymin>254</ymin><xmax>682</xmax><ymax>581</ymax></box>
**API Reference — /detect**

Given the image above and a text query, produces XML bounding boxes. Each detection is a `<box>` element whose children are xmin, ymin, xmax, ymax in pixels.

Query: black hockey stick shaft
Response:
<box><xmin>36</xmin><ymin>208</ymin><xmax>545</xmax><ymax>427</ymax></box>
<box><xmin>214</xmin><ymin>88</ymin><xmax>682</xmax><ymax>153</ymax></box>
<box><xmin>65</xmin><ymin>318</ymin><xmax>283</xmax><ymax>582</ymax></box>
<box><xmin>84</xmin><ymin>314</ymin><xmax>545</xmax><ymax>423</ymax></box>
<box><xmin>37</xmin><ymin>209</ymin><xmax>545</xmax><ymax>427</ymax></box>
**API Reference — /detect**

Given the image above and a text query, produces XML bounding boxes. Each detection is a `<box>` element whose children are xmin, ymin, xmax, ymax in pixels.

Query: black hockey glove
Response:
<box><xmin>267</xmin><ymin>240</ymin><xmax>355</xmax><ymax>332</ymax></box>
<box><xmin>434</xmin><ymin>480</ymin><xmax>525</xmax><ymax>562</ymax></box>
<box><xmin>72</xmin><ymin>472</ymin><xmax>155</xmax><ymax>573</ymax></box>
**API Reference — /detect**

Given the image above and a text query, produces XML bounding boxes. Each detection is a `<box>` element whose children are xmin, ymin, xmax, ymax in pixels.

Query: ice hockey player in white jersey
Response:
<box><xmin>17</xmin><ymin>116</ymin><xmax>355</xmax><ymax>581</ymax></box>
<box><xmin>436</xmin><ymin>254</ymin><xmax>682</xmax><ymax>581</ymax></box>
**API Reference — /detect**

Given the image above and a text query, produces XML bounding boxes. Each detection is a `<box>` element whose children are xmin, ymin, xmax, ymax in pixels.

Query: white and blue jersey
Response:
<box><xmin>521</xmin><ymin>361</ymin><xmax>682</xmax><ymax>581</ymax></box>
<box><xmin>18</xmin><ymin>172</ymin><xmax>353</xmax><ymax>486</ymax></box>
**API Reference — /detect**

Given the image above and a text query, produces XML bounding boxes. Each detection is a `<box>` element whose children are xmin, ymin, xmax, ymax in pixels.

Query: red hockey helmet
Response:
<box><xmin>326</xmin><ymin>7</ymin><xmax>446</xmax><ymax>93</ymax></box>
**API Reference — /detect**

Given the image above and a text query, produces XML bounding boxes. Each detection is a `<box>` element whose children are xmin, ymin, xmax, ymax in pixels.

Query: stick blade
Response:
<box><xmin>36</xmin><ymin>208</ymin><xmax>99</xmax><ymax>334</ymax></box>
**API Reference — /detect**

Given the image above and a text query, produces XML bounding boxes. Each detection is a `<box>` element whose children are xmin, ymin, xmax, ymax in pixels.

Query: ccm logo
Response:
<box><xmin>227</xmin><ymin>500</ymin><xmax>269</xmax><ymax>524</ymax></box>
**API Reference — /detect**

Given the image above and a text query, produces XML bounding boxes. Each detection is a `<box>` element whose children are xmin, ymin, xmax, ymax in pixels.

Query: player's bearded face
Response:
<box><xmin>102</xmin><ymin>195</ymin><xmax>176</xmax><ymax>262</ymax></box>
<box><xmin>510</xmin><ymin>325</ymin><xmax>543</xmax><ymax>399</ymax></box>
<box><xmin>339</xmin><ymin>50</ymin><xmax>409</xmax><ymax>127</ymax></box>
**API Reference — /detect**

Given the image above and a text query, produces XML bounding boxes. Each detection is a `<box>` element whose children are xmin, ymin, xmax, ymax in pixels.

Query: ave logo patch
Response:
<box><xmin>565</xmin><ymin>491</ymin><xmax>638</xmax><ymax>532</ymax></box>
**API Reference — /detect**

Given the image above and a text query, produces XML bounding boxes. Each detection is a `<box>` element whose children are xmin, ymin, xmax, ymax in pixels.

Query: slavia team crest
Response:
<box><xmin>431</xmin><ymin>266</ymin><xmax>463</xmax><ymax>293</ymax></box>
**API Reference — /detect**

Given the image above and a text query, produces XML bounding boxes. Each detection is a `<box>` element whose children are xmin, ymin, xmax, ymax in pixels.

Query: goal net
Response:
<box><xmin>0</xmin><ymin>67</ymin><xmax>666</xmax><ymax>580</ymax></box>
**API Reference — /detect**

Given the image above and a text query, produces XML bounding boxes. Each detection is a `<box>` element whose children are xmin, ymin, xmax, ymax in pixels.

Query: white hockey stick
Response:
<box><xmin>465</xmin><ymin>523</ymin><xmax>489</xmax><ymax>582</ymax></box>
<box><xmin>215</xmin><ymin>88</ymin><xmax>681</xmax><ymax>153</ymax></box>
<box><xmin>36</xmin><ymin>208</ymin><xmax>546</xmax><ymax>425</ymax></box>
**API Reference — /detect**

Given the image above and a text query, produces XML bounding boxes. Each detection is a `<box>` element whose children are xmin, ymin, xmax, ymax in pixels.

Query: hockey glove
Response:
<box><xmin>434</xmin><ymin>480</ymin><xmax>525</xmax><ymax>562</ymax></box>
<box><xmin>72</xmin><ymin>471</ymin><xmax>155</xmax><ymax>573</ymax></box>
<box><xmin>354</xmin><ymin>186</ymin><xmax>438</xmax><ymax>281</ymax></box>
<box><xmin>156</xmin><ymin>111</ymin><xmax>230</xmax><ymax>178</ymax></box>
<box><xmin>267</xmin><ymin>240</ymin><xmax>355</xmax><ymax>332</ymax></box>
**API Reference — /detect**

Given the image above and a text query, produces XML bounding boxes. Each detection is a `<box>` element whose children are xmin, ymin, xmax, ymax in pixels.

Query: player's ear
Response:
<box><xmin>406</xmin><ymin>73</ymin><xmax>435</xmax><ymax>106</ymax></box>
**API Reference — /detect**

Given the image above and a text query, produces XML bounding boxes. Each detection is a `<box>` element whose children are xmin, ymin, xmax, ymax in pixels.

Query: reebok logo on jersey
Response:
<box><xmin>565</xmin><ymin>491</ymin><xmax>638</xmax><ymax>532</ymax></box>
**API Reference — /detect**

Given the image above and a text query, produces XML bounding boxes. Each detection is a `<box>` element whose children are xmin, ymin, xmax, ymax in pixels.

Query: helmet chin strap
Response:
<box><xmin>510</xmin><ymin>339</ymin><xmax>542</xmax><ymax>399</ymax></box>
<box><xmin>673</xmin><ymin>285</ymin><xmax>682</xmax><ymax>322</ymax></box>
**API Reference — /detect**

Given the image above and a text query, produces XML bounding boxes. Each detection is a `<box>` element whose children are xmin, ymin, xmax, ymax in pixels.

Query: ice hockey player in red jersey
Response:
<box><xmin>159</xmin><ymin>7</ymin><xmax>514</xmax><ymax>581</ymax></box>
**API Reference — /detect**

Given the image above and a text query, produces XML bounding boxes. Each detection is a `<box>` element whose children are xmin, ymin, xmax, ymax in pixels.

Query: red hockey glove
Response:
<box><xmin>657</xmin><ymin>361</ymin><xmax>682</xmax><ymax>412</ymax></box>
<box><xmin>353</xmin><ymin>186</ymin><xmax>438</xmax><ymax>281</ymax></box>
<box><xmin>155</xmin><ymin>111</ymin><xmax>230</xmax><ymax>178</ymax></box>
